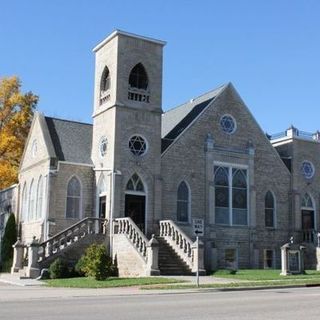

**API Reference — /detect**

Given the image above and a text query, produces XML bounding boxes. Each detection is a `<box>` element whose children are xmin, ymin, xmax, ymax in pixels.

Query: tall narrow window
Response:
<box><xmin>28</xmin><ymin>180</ymin><xmax>36</xmax><ymax>221</ymax></box>
<box><xmin>128</xmin><ymin>63</ymin><xmax>150</xmax><ymax>102</ymax></box>
<box><xmin>66</xmin><ymin>177</ymin><xmax>81</xmax><ymax>219</ymax></box>
<box><xmin>21</xmin><ymin>183</ymin><xmax>27</xmax><ymax>222</ymax></box>
<box><xmin>100</xmin><ymin>66</ymin><xmax>111</xmax><ymax>105</ymax></box>
<box><xmin>232</xmin><ymin>169</ymin><xmax>247</xmax><ymax>225</ymax></box>
<box><xmin>177</xmin><ymin>181</ymin><xmax>190</xmax><ymax>222</ymax></box>
<box><xmin>36</xmin><ymin>176</ymin><xmax>43</xmax><ymax>220</ymax></box>
<box><xmin>265</xmin><ymin>191</ymin><xmax>275</xmax><ymax>227</ymax></box>
<box><xmin>214</xmin><ymin>167</ymin><xmax>230</xmax><ymax>224</ymax></box>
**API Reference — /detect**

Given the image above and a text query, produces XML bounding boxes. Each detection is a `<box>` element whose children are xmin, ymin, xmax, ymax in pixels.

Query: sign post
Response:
<box><xmin>193</xmin><ymin>219</ymin><xmax>204</xmax><ymax>288</ymax></box>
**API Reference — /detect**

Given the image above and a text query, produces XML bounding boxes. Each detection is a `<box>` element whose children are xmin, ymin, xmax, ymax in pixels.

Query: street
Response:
<box><xmin>1</xmin><ymin>285</ymin><xmax>320</xmax><ymax>320</ymax></box>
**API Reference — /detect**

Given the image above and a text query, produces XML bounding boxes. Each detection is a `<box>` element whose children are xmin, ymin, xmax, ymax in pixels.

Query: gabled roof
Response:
<box><xmin>45</xmin><ymin>117</ymin><xmax>93</xmax><ymax>164</ymax></box>
<box><xmin>161</xmin><ymin>84</ymin><xmax>227</xmax><ymax>152</ymax></box>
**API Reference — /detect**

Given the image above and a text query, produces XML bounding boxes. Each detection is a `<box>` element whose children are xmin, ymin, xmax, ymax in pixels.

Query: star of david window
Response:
<box><xmin>220</xmin><ymin>115</ymin><xmax>236</xmax><ymax>134</ymax></box>
<box><xmin>129</xmin><ymin>135</ymin><xmax>147</xmax><ymax>156</ymax></box>
<box><xmin>301</xmin><ymin>161</ymin><xmax>315</xmax><ymax>179</ymax></box>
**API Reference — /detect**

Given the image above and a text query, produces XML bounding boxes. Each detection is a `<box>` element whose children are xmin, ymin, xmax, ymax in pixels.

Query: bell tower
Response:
<box><xmin>91</xmin><ymin>30</ymin><xmax>166</xmax><ymax>235</ymax></box>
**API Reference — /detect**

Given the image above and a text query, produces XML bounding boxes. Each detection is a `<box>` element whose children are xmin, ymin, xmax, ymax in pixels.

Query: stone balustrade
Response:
<box><xmin>114</xmin><ymin>217</ymin><xmax>148</xmax><ymax>260</ymax></box>
<box><xmin>38</xmin><ymin>217</ymin><xmax>107</xmax><ymax>264</ymax></box>
<box><xmin>159</xmin><ymin>220</ymin><xmax>204</xmax><ymax>273</ymax></box>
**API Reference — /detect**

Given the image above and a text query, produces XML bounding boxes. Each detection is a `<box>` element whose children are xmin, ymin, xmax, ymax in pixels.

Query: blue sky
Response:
<box><xmin>1</xmin><ymin>0</ymin><xmax>319</xmax><ymax>134</ymax></box>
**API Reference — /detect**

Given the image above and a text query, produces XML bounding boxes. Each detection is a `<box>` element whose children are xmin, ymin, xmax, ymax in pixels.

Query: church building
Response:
<box><xmin>3</xmin><ymin>30</ymin><xmax>320</xmax><ymax>277</ymax></box>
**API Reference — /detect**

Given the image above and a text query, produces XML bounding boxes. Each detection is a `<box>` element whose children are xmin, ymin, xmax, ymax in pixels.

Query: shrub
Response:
<box><xmin>77</xmin><ymin>244</ymin><xmax>111</xmax><ymax>280</ymax></box>
<box><xmin>48</xmin><ymin>258</ymin><xmax>70</xmax><ymax>279</ymax></box>
<box><xmin>1</xmin><ymin>213</ymin><xmax>17</xmax><ymax>271</ymax></box>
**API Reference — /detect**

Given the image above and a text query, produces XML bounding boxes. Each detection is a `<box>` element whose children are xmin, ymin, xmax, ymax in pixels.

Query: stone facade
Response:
<box><xmin>5</xmin><ymin>30</ymin><xmax>320</xmax><ymax>274</ymax></box>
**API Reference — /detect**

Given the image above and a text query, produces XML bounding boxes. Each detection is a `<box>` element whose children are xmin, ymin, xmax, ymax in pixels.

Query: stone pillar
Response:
<box><xmin>192</xmin><ymin>238</ymin><xmax>206</xmax><ymax>275</ymax></box>
<box><xmin>11</xmin><ymin>238</ymin><xmax>25</xmax><ymax>273</ymax></box>
<box><xmin>26</xmin><ymin>237</ymin><xmax>40</xmax><ymax>278</ymax></box>
<box><xmin>316</xmin><ymin>247</ymin><xmax>320</xmax><ymax>271</ymax></box>
<box><xmin>280</xmin><ymin>244</ymin><xmax>289</xmax><ymax>276</ymax></box>
<box><xmin>146</xmin><ymin>235</ymin><xmax>160</xmax><ymax>276</ymax></box>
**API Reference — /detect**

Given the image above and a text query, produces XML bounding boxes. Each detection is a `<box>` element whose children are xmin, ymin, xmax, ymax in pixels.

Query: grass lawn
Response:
<box><xmin>45</xmin><ymin>277</ymin><xmax>184</xmax><ymax>288</ymax></box>
<box><xmin>212</xmin><ymin>269</ymin><xmax>320</xmax><ymax>281</ymax></box>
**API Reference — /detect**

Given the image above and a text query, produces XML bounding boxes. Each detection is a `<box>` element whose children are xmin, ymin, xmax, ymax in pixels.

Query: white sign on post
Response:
<box><xmin>193</xmin><ymin>218</ymin><xmax>204</xmax><ymax>237</ymax></box>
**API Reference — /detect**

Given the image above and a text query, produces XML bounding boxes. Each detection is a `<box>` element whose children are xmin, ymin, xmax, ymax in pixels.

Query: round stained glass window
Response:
<box><xmin>220</xmin><ymin>115</ymin><xmax>236</xmax><ymax>134</ymax></box>
<box><xmin>99</xmin><ymin>136</ymin><xmax>108</xmax><ymax>157</ymax></box>
<box><xmin>301</xmin><ymin>161</ymin><xmax>315</xmax><ymax>179</ymax></box>
<box><xmin>129</xmin><ymin>135</ymin><xmax>147</xmax><ymax>156</ymax></box>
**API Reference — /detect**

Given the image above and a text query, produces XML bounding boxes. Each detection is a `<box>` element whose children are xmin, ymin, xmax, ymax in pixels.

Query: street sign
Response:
<box><xmin>192</xmin><ymin>218</ymin><xmax>204</xmax><ymax>237</ymax></box>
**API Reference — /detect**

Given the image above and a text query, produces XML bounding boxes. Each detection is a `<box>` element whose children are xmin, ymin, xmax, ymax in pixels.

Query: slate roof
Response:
<box><xmin>45</xmin><ymin>117</ymin><xmax>93</xmax><ymax>164</ymax></box>
<box><xmin>161</xmin><ymin>84</ymin><xmax>226</xmax><ymax>152</ymax></box>
<box><xmin>43</xmin><ymin>85</ymin><xmax>226</xmax><ymax>161</ymax></box>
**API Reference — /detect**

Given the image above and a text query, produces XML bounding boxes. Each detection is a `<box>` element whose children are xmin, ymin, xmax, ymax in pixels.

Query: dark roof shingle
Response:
<box><xmin>45</xmin><ymin>117</ymin><xmax>93</xmax><ymax>164</ymax></box>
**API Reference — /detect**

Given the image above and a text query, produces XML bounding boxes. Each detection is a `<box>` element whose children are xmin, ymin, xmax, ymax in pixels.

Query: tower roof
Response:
<box><xmin>93</xmin><ymin>29</ymin><xmax>166</xmax><ymax>52</ymax></box>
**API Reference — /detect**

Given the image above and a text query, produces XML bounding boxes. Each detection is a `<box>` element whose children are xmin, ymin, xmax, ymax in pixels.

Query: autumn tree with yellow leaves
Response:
<box><xmin>0</xmin><ymin>77</ymin><xmax>38</xmax><ymax>190</ymax></box>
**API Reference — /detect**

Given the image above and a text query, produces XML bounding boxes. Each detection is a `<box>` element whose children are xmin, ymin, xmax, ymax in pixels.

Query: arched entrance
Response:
<box><xmin>125</xmin><ymin>173</ymin><xmax>146</xmax><ymax>233</ymax></box>
<box><xmin>301</xmin><ymin>193</ymin><xmax>315</xmax><ymax>242</ymax></box>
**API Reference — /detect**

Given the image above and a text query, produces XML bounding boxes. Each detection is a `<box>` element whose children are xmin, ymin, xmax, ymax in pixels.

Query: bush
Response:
<box><xmin>1</xmin><ymin>213</ymin><xmax>17</xmax><ymax>271</ymax></box>
<box><xmin>48</xmin><ymin>258</ymin><xmax>70</xmax><ymax>279</ymax></box>
<box><xmin>77</xmin><ymin>244</ymin><xmax>112</xmax><ymax>280</ymax></box>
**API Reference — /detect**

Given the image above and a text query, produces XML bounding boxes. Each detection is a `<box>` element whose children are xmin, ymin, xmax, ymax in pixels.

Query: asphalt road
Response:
<box><xmin>1</xmin><ymin>286</ymin><xmax>320</xmax><ymax>320</ymax></box>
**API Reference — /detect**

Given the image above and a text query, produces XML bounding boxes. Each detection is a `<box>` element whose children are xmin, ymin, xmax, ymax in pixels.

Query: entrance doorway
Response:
<box><xmin>125</xmin><ymin>194</ymin><xmax>146</xmax><ymax>233</ymax></box>
<box><xmin>302</xmin><ymin>210</ymin><xmax>314</xmax><ymax>230</ymax></box>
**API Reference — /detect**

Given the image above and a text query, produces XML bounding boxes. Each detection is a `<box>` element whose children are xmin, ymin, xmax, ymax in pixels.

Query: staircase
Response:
<box><xmin>38</xmin><ymin>217</ymin><xmax>108</xmax><ymax>268</ymax></box>
<box><xmin>157</xmin><ymin>236</ymin><xmax>192</xmax><ymax>275</ymax></box>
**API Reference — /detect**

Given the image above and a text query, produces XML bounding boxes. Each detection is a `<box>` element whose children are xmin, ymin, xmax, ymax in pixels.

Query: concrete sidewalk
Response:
<box><xmin>0</xmin><ymin>273</ymin><xmax>238</xmax><ymax>287</ymax></box>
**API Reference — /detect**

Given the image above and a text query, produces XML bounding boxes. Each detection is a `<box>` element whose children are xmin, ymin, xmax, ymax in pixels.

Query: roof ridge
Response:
<box><xmin>44</xmin><ymin>116</ymin><xmax>92</xmax><ymax>126</ymax></box>
<box><xmin>163</xmin><ymin>83</ymin><xmax>227</xmax><ymax>114</ymax></box>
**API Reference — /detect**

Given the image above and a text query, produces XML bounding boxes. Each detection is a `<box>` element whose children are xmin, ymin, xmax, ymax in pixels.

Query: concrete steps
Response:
<box><xmin>156</xmin><ymin>236</ymin><xmax>192</xmax><ymax>275</ymax></box>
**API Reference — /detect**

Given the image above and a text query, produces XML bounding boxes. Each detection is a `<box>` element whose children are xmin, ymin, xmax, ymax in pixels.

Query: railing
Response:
<box><xmin>159</xmin><ymin>220</ymin><xmax>194</xmax><ymax>269</ymax></box>
<box><xmin>114</xmin><ymin>217</ymin><xmax>148</xmax><ymax>260</ymax></box>
<box><xmin>269</xmin><ymin>127</ymin><xmax>320</xmax><ymax>142</ymax></box>
<box><xmin>38</xmin><ymin>217</ymin><xmax>107</xmax><ymax>263</ymax></box>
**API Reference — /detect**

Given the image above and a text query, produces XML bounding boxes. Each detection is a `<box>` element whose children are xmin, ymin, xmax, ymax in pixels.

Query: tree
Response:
<box><xmin>0</xmin><ymin>76</ymin><xmax>38</xmax><ymax>190</ymax></box>
<box><xmin>0</xmin><ymin>213</ymin><xmax>17</xmax><ymax>271</ymax></box>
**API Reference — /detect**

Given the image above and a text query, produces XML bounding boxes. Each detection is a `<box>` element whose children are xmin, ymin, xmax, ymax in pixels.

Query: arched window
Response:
<box><xmin>36</xmin><ymin>176</ymin><xmax>43</xmax><ymax>220</ymax></box>
<box><xmin>129</xmin><ymin>63</ymin><xmax>148</xmax><ymax>89</ymax></box>
<box><xmin>232</xmin><ymin>169</ymin><xmax>247</xmax><ymax>225</ymax></box>
<box><xmin>214</xmin><ymin>167</ymin><xmax>230</xmax><ymax>224</ymax></box>
<box><xmin>126</xmin><ymin>173</ymin><xmax>144</xmax><ymax>192</ymax></box>
<box><xmin>28</xmin><ymin>180</ymin><xmax>36</xmax><ymax>221</ymax></box>
<box><xmin>301</xmin><ymin>193</ymin><xmax>315</xmax><ymax>231</ymax></box>
<box><xmin>66</xmin><ymin>176</ymin><xmax>81</xmax><ymax>219</ymax></box>
<box><xmin>21</xmin><ymin>183</ymin><xmax>28</xmax><ymax>222</ymax></box>
<box><xmin>302</xmin><ymin>193</ymin><xmax>313</xmax><ymax>209</ymax></box>
<box><xmin>265</xmin><ymin>191</ymin><xmax>275</xmax><ymax>227</ymax></box>
<box><xmin>98</xmin><ymin>175</ymin><xmax>107</xmax><ymax>195</ymax></box>
<box><xmin>100</xmin><ymin>66</ymin><xmax>111</xmax><ymax>105</ymax></box>
<box><xmin>177</xmin><ymin>181</ymin><xmax>190</xmax><ymax>222</ymax></box>
<box><xmin>128</xmin><ymin>63</ymin><xmax>150</xmax><ymax>103</ymax></box>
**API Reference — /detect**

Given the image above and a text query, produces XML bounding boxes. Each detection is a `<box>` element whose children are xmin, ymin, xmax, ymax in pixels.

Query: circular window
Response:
<box><xmin>129</xmin><ymin>135</ymin><xmax>147</xmax><ymax>156</ymax></box>
<box><xmin>220</xmin><ymin>115</ymin><xmax>236</xmax><ymax>134</ymax></box>
<box><xmin>31</xmin><ymin>139</ymin><xmax>37</xmax><ymax>158</ymax></box>
<box><xmin>99</xmin><ymin>136</ymin><xmax>108</xmax><ymax>157</ymax></box>
<box><xmin>301</xmin><ymin>161</ymin><xmax>315</xmax><ymax>179</ymax></box>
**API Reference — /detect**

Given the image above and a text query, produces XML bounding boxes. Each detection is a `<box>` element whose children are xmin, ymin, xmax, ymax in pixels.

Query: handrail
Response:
<box><xmin>114</xmin><ymin>217</ymin><xmax>149</xmax><ymax>260</ymax></box>
<box><xmin>159</xmin><ymin>220</ymin><xmax>194</xmax><ymax>269</ymax></box>
<box><xmin>38</xmin><ymin>217</ymin><xmax>107</xmax><ymax>263</ymax></box>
